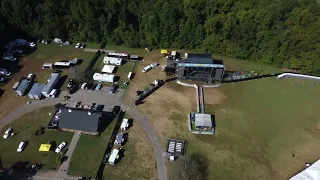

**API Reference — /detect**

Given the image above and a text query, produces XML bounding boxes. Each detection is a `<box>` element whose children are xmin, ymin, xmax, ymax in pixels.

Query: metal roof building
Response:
<box><xmin>28</xmin><ymin>83</ymin><xmax>40</xmax><ymax>99</ymax></box>
<box><xmin>57</xmin><ymin>108</ymin><xmax>102</xmax><ymax>135</ymax></box>
<box><xmin>194</xmin><ymin>113</ymin><xmax>213</xmax><ymax>129</ymax></box>
<box><xmin>42</xmin><ymin>73</ymin><xmax>60</xmax><ymax>97</ymax></box>
<box><xmin>16</xmin><ymin>79</ymin><xmax>30</xmax><ymax>96</ymax></box>
<box><xmin>176</xmin><ymin>53</ymin><xmax>224</xmax><ymax>83</ymax></box>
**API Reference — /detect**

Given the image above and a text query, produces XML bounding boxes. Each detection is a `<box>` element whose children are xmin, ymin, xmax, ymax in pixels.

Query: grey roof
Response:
<box><xmin>177</xmin><ymin>54</ymin><xmax>224</xmax><ymax>68</ymax></box>
<box><xmin>16</xmin><ymin>79</ymin><xmax>29</xmax><ymax>92</ymax></box>
<box><xmin>42</xmin><ymin>73</ymin><xmax>60</xmax><ymax>94</ymax></box>
<box><xmin>194</xmin><ymin>113</ymin><xmax>212</xmax><ymax>128</ymax></box>
<box><xmin>58</xmin><ymin>108</ymin><xmax>102</xmax><ymax>132</ymax></box>
<box><xmin>34</xmin><ymin>84</ymin><xmax>45</xmax><ymax>97</ymax></box>
<box><xmin>130</xmin><ymin>55</ymin><xmax>139</xmax><ymax>59</ymax></box>
<box><xmin>28</xmin><ymin>83</ymin><xmax>40</xmax><ymax>96</ymax></box>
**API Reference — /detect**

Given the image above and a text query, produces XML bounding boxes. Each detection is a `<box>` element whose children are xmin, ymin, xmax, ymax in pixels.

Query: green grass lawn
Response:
<box><xmin>0</xmin><ymin>107</ymin><xmax>73</xmax><ymax>171</ymax></box>
<box><xmin>68</xmin><ymin>120</ymin><xmax>116</xmax><ymax>177</ymax></box>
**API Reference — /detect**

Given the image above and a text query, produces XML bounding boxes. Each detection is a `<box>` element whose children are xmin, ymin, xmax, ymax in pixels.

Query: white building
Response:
<box><xmin>93</xmin><ymin>73</ymin><xmax>114</xmax><ymax>82</ymax></box>
<box><xmin>103</xmin><ymin>56</ymin><xmax>123</xmax><ymax>65</ymax></box>
<box><xmin>101</xmin><ymin>65</ymin><xmax>116</xmax><ymax>73</ymax></box>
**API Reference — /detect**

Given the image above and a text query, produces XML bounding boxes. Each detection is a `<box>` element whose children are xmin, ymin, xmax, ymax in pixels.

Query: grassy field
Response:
<box><xmin>69</xmin><ymin>115</ymin><xmax>155</xmax><ymax>180</ymax></box>
<box><xmin>123</xmin><ymin>49</ymin><xmax>320</xmax><ymax>180</ymax></box>
<box><xmin>0</xmin><ymin>107</ymin><xmax>73</xmax><ymax>171</ymax></box>
<box><xmin>0</xmin><ymin>44</ymin><xmax>96</xmax><ymax>120</ymax></box>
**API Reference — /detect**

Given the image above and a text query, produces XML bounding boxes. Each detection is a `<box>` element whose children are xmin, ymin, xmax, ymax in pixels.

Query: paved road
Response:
<box><xmin>0</xmin><ymin>89</ymin><xmax>167</xmax><ymax>180</ymax></box>
<box><xmin>56</xmin><ymin>132</ymin><xmax>81</xmax><ymax>179</ymax></box>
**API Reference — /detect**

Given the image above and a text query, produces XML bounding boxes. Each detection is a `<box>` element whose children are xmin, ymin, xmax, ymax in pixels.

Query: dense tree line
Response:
<box><xmin>0</xmin><ymin>0</ymin><xmax>319</xmax><ymax>74</ymax></box>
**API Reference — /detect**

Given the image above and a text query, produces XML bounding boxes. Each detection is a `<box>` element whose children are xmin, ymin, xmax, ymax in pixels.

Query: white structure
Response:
<box><xmin>54</xmin><ymin>62</ymin><xmax>71</xmax><ymax>67</ymax></box>
<box><xmin>53</xmin><ymin>38</ymin><xmax>62</xmax><ymax>43</ymax></box>
<box><xmin>277</xmin><ymin>73</ymin><xmax>320</xmax><ymax>81</ymax></box>
<box><xmin>101</xmin><ymin>65</ymin><xmax>116</xmax><ymax>73</ymax></box>
<box><xmin>42</xmin><ymin>63</ymin><xmax>53</xmax><ymax>69</ymax></box>
<box><xmin>93</xmin><ymin>73</ymin><xmax>114</xmax><ymax>82</ymax></box>
<box><xmin>103</xmin><ymin>56</ymin><xmax>123</xmax><ymax>65</ymax></box>
<box><xmin>128</xmin><ymin>72</ymin><xmax>133</xmax><ymax>80</ymax></box>
<box><xmin>194</xmin><ymin>113</ymin><xmax>213</xmax><ymax>129</ymax></box>
<box><xmin>107</xmin><ymin>52</ymin><xmax>128</xmax><ymax>58</ymax></box>
<box><xmin>290</xmin><ymin>159</ymin><xmax>320</xmax><ymax>180</ymax></box>
<box><xmin>120</xmin><ymin>118</ymin><xmax>129</xmax><ymax>131</ymax></box>
<box><xmin>108</xmin><ymin>149</ymin><xmax>120</xmax><ymax>165</ymax></box>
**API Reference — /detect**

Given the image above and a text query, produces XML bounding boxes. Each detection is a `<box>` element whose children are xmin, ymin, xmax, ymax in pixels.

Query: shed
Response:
<box><xmin>93</xmin><ymin>73</ymin><xmax>114</xmax><ymax>82</ymax></box>
<box><xmin>103</xmin><ymin>56</ymin><xmax>123</xmax><ymax>65</ymax></box>
<box><xmin>194</xmin><ymin>114</ymin><xmax>212</xmax><ymax>129</ymax></box>
<box><xmin>102</xmin><ymin>65</ymin><xmax>116</xmax><ymax>73</ymax></box>
<box><xmin>28</xmin><ymin>83</ymin><xmax>40</xmax><ymax>99</ymax></box>
<box><xmin>42</xmin><ymin>73</ymin><xmax>60</xmax><ymax>97</ymax></box>
<box><xmin>42</xmin><ymin>63</ymin><xmax>53</xmax><ymax>69</ymax></box>
<box><xmin>130</xmin><ymin>55</ymin><xmax>139</xmax><ymax>60</ymax></box>
<box><xmin>108</xmin><ymin>149</ymin><xmax>120</xmax><ymax>165</ymax></box>
<box><xmin>16</xmin><ymin>79</ymin><xmax>30</xmax><ymax>96</ymax></box>
<box><xmin>161</xmin><ymin>49</ymin><xmax>168</xmax><ymax>54</ymax></box>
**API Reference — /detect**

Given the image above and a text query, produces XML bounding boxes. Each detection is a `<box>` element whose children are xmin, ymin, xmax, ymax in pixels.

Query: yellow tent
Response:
<box><xmin>160</xmin><ymin>49</ymin><xmax>168</xmax><ymax>54</ymax></box>
<box><xmin>39</xmin><ymin>144</ymin><xmax>51</xmax><ymax>152</ymax></box>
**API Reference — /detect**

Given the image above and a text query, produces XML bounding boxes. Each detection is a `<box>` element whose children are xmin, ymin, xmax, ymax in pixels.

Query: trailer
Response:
<box><xmin>103</xmin><ymin>56</ymin><xmax>123</xmax><ymax>65</ymax></box>
<box><xmin>120</xmin><ymin>118</ymin><xmax>129</xmax><ymax>131</ymax></box>
<box><xmin>28</xmin><ymin>83</ymin><xmax>40</xmax><ymax>99</ymax></box>
<box><xmin>42</xmin><ymin>73</ymin><xmax>60</xmax><ymax>97</ymax></box>
<box><xmin>33</xmin><ymin>84</ymin><xmax>45</xmax><ymax>99</ymax></box>
<box><xmin>12</xmin><ymin>81</ymin><xmax>20</xmax><ymax>90</ymax></box>
<box><xmin>107</xmin><ymin>52</ymin><xmax>128</xmax><ymax>58</ymax></box>
<box><xmin>16</xmin><ymin>79</ymin><xmax>30</xmax><ymax>96</ymax></box>
<box><xmin>93</xmin><ymin>73</ymin><xmax>114</xmax><ymax>82</ymax></box>
<box><xmin>42</xmin><ymin>63</ymin><xmax>53</xmax><ymax>69</ymax></box>
<box><xmin>107</xmin><ymin>149</ymin><xmax>120</xmax><ymax>165</ymax></box>
<box><xmin>53</xmin><ymin>62</ymin><xmax>71</xmax><ymax>68</ymax></box>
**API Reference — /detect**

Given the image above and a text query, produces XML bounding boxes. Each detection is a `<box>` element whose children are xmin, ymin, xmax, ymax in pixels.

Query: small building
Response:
<box><xmin>42</xmin><ymin>73</ymin><xmax>60</xmax><ymax>97</ymax></box>
<box><xmin>108</xmin><ymin>149</ymin><xmax>120</xmax><ymax>165</ymax></box>
<box><xmin>16</xmin><ymin>79</ymin><xmax>30</xmax><ymax>96</ymax></box>
<box><xmin>42</xmin><ymin>63</ymin><xmax>53</xmax><ymax>69</ymax></box>
<box><xmin>101</xmin><ymin>65</ymin><xmax>116</xmax><ymax>73</ymax></box>
<box><xmin>120</xmin><ymin>118</ymin><xmax>129</xmax><ymax>131</ymax></box>
<box><xmin>103</xmin><ymin>56</ymin><xmax>123</xmax><ymax>65</ymax></box>
<box><xmin>166</xmin><ymin>139</ymin><xmax>186</xmax><ymax>158</ymax></box>
<box><xmin>193</xmin><ymin>113</ymin><xmax>213</xmax><ymax>130</ymax></box>
<box><xmin>93</xmin><ymin>73</ymin><xmax>114</xmax><ymax>82</ymax></box>
<box><xmin>129</xmin><ymin>55</ymin><xmax>140</xmax><ymax>61</ymax></box>
<box><xmin>28</xmin><ymin>83</ymin><xmax>40</xmax><ymax>99</ymax></box>
<box><xmin>57</xmin><ymin>108</ymin><xmax>102</xmax><ymax>135</ymax></box>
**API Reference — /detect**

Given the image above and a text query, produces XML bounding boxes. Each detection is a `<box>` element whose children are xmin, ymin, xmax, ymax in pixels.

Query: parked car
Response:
<box><xmin>17</xmin><ymin>141</ymin><xmax>27</xmax><ymax>152</ymax></box>
<box><xmin>3</xmin><ymin>127</ymin><xmax>12</xmax><ymax>139</ymax></box>
<box><xmin>81</xmin><ymin>83</ymin><xmax>87</xmax><ymax>89</ymax></box>
<box><xmin>75</xmin><ymin>43</ymin><xmax>81</xmax><ymax>48</ymax></box>
<box><xmin>27</xmin><ymin>42</ymin><xmax>36</xmax><ymax>47</ymax></box>
<box><xmin>0</xmin><ymin>68</ymin><xmax>11</xmax><ymax>76</ymax></box>
<box><xmin>80</xmin><ymin>44</ymin><xmax>86</xmax><ymax>49</ymax></box>
<box><xmin>95</xmin><ymin>84</ymin><xmax>102</xmax><ymax>91</ymax></box>
<box><xmin>55</xmin><ymin>142</ymin><xmax>67</xmax><ymax>153</ymax></box>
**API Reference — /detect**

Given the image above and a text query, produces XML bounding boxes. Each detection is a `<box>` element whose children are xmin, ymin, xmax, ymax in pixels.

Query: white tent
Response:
<box><xmin>102</xmin><ymin>65</ymin><xmax>115</xmax><ymax>73</ymax></box>
<box><xmin>290</xmin><ymin>159</ymin><xmax>320</xmax><ymax>180</ymax></box>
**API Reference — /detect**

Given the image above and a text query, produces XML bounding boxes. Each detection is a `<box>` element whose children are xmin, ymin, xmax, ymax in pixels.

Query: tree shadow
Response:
<box><xmin>98</xmin><ymin>111</ymin><xmax>115</xmax><ymax>133</ymax></box>
<box><xmin>0</xmin><ymin>89</ymin><xmax>4</xmax><ymax>98</ymax></box>
<box><xmin>0</xmin><ymin>161</ymin><xmax>39</xmax><ymax>180</ymax></box>
<box><xmin>55</xmin><ymin>75</ymin><xmax>68</xmax><ymax>90</ymax></box>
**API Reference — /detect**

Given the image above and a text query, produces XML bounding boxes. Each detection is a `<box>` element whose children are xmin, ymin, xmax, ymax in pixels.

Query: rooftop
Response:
<box><xmin>57</xmin><ymin>107</ymin><xmax>102</xmax><ymax>133</ymax></box>
<box><xmin>177</xmin><ymin>53</ymin><xmax>224</xmax><ymax>68</ymax></box>
<box><xmin>194</xmin><ymin>113</ymin><xmax>213</xmax><ymax>128</ymax></box>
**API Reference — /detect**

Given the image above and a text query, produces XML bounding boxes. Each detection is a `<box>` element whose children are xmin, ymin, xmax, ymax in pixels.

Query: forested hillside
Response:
<box><xmin>0</xmin><ymin>0</ymin><xmax>319</xmax><ymax>74</ymax></box>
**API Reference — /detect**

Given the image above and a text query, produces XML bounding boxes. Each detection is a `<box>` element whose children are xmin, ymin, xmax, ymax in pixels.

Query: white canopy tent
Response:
<box><xmin>290</xmin><ymin>159</ymin><xmax>320</xmax><ymax>180</ymax></box>
<box><xmin>102</xmin><ymin>65</ymin><xmax>115</xmax><ymax>73</ymax></box>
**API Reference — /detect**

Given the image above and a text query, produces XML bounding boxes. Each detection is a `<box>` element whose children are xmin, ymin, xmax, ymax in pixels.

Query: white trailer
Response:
<box><xmin>120</xmin><ymin>118</ymin><xmax>129</xmax><ymax>131</ymax></box>
<box><xmin>103</xmin><ymin>56</ymin><xmax>123</xmax><ymax>65</ymax></box>
<box><xmin>93</xmin><ymin>73</ymin><xmax>115</xmax><ymax>82</ymax></box>
<box><xmin>107</xmin><ymin>52</ymin><xmax>128</xmax><ymax>58</ymax></box>
<box><xmin>53</xmin><ymin>62</ymin><xmax>71</xmax><ymax>68</ymax></box>
<box><xmin>108</xmin><ymin>149</ymin><xmax>120</xmax><ymax>165</ymax></box>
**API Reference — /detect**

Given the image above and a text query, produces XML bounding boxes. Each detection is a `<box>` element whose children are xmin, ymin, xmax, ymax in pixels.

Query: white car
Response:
<box><xmin>27</xmin><ymin>42</ymin><xmax>36</xmax><ymax>47</ymax></box>
<box><xmin>17</xmin><ymin>141</ymin><xmax>26</xmax><ymax>152</ymax></box>
<box><xmin>75</xmin><ymin>43</ymin><xmax>81</xmax><ymax>48</ymax></box>
<box><xmin>55</xmin><ymin>142</ymin><xmax>67</xmax><ymax>153</ymax></box>
<box><xmin>3</xmin><ymin>127</ymin><xmax>12</xmax><ymax>139</ymax></box>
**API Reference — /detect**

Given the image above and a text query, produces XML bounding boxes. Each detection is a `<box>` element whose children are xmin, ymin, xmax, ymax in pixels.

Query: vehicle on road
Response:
<box><xmin>17</xmin><ymin>141</ymin><xmax>27</xmax><ymax>152</ymax></box>
<box><xmin>55</xmin><ymin>142</ymin><xmax>67</xmax><ymax>153</ymax></box>
<box><xmin>3</xmin><ymin>127</ymin><xmax>12</xmax><ymax>139</ymax></box>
